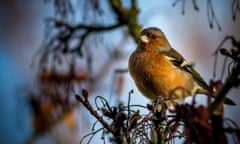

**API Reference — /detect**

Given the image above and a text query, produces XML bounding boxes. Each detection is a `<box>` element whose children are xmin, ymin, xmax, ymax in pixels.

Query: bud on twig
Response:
<box><xmin>82</xmin><ymin>89</ymin><xmax>89</xmax><ymax>98</ymax></box>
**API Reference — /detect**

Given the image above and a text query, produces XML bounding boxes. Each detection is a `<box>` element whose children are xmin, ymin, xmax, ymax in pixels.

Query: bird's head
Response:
<box><xmin>138</xmin><ymin>27</ymin><xmax>171</xmax><ymax>52</ymax></box>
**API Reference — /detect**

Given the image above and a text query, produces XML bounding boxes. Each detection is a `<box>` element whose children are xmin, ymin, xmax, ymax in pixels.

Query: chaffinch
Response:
<box><xmin>128</xmin><ymin>27</ymin><xmax>234</xmax><ymax>104</ymax></box>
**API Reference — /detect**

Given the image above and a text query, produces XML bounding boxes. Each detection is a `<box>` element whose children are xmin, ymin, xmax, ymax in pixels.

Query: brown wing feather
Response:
<box><xmin>161</xmin><ymin>48</ymin><xmax>209</xmax><ymax>90</ymax></box>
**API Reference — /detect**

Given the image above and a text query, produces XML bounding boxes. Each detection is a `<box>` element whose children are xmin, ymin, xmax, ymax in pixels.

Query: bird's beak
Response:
<box><xmin>140</xmin><ymin>35</ymin><xmax>149</xmax><ymax>43</ymax></box>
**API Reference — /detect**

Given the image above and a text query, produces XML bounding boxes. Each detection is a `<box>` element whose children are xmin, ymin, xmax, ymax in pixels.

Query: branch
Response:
<box><xmin>209</xmin><ymin>62</ymin><xmax>240</xmax><ymax>113</ymax></box>
<box><xmin>51</xmin><ymin>18</ymin><xmax>123</xmax><ymax>33</ymax></box>
<box><xmin>232</xmin><ymin>0</ymin><xmax>240</xmax><ymax>21</ymax></box>
<box><xmin>209</xmin><ymin>36</ymin><xmax>240</xmax><ymax>113</ymax></box>
<box><xmin>109</xmin><ymin>0</ymin><xmax>142</xmax><ymax>43</ymax></box>
<box><xmin>173</xmin><ymin>0</ymin><xmax>222</xmax><ymax>31</ymax></box>
<box><xmin>48</xmin><ymin>18</ymin><xmax>123</xmax><ymax>54</ymax></box>
<box><xmin>75</xmin><ymin>90</ymin><xmax>116</xmax><ymax>134</ymax></box>
<box><xmin>172</xmin><ymin>0</ymin><xmax>199</xmax><ymax>15</ymax></box>
<box><xmin>207</xmin><ymin>0</ymin><xmax>222</xmax><ymax>31</ymax></box>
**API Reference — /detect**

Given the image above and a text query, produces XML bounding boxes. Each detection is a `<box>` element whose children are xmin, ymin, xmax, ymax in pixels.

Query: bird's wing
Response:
<box><xmin>161</xmin><ymin>48</ymin><xmax>209</xmax><ymax>90</ymax></box>
<box><xmin>161</xmin><ymin>48</ymin><xmax>236</xmax><ymax>105</ymax></box>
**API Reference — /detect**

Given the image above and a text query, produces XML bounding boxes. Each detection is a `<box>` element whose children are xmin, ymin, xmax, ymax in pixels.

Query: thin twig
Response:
<box><xmin>209</xmin><ymin>57</ymin><xmax>240</xmax><ymax>114</ymax></box>
<box><xmin>75</xmin><ymin>94</ymin><xmax>116</xmax><ymax>134</ymax></box>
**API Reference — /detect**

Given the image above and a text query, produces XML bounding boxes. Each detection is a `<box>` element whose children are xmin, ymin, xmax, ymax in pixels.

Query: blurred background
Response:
<box><xmin>0</xmin><ymin>0</ymin><xmax>239</xmax><ymax>143</ymax></box>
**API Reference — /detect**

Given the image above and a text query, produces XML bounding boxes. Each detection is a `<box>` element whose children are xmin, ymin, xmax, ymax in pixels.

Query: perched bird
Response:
<box><xmin>128</xmin><ymin>27</ymin><xmax>233</xmax><ymax>104</ymax></box>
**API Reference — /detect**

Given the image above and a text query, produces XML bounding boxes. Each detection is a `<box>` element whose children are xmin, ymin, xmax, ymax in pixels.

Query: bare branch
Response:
<box><xmin>75</xmin><ymin>91</ymin><xmax>116</xmax><ymax>135</ymax></box>
<box><xmin>210</xmin><ymin>36</ymin><xmax>240</xmax><ymax>113</ymax></box>
<box><xmin>109</xmin><ymin>0</ymin><xmax>142</xmax><ymax>43</ymax></box>
<box><xmin>207</xmin><ymin>0</ymin><xmax>222</xmax><ymax>31</ymax></box>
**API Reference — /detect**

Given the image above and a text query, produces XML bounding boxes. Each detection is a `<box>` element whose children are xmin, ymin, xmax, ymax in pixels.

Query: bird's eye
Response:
<box><xmin>151</xmin><ymin>35</ymin><xmax>156</xmax><ymax>39</ymax></box>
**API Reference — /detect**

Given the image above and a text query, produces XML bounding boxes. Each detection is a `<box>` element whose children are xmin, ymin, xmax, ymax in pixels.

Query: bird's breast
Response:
<box><xmin>129</xmin><ymin>51</ymin><xmax>194</xmax><ymax>100</ymax></box>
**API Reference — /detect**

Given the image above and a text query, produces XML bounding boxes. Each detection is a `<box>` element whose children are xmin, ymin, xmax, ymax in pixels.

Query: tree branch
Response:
<box><xmin>75</xmin><ymin>91</ymin><xmax>116</xmax><ymax>135</ymax></box>
<box><xmin>209</xmin><ymin>62</ymin><xmax>240</xmax><ymax>113</ymax></box>
<box><xmin>209</xmin><ymin>36</ymin><xmax>240</xmax><ymax>113</ymax></box>
<box><xmin>109</xmin><ymin>0</ymin><xmax>142</xmax><ymax>43</ymax></box>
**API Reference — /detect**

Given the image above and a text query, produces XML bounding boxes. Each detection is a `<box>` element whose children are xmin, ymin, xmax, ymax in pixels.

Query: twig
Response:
<box><xmin>48</xmin><ymin>18</ymin><xmax>122</xmax><ymax>32</ymax></box>
<box><xmin>210</xmin><ymin>36</ymin><xmax>240</xmax><ymax>113</ymax></box>
<box><xmin>172</xmin><ymin>0</ymin><xmax>199</xmax><ymax>14</ymax></box>
<box><xmin>75</xmin><ymin>92</ymin><xmax>116</xmax><ymax>134</ymax></box>
<box><xmin>232</xmin><ymin>0</ymin><xmax>240</xmax><ymax>21</ymax></box>
<box><xmin>80</xmin><ymin>127</ymin><xmax>104</xmax><ymax>144</ymax></box>
<box><xmin>207</xmin><ymin>0</ymin><xmax>222</xmax><ymax>30</ymax></box>
<box><xmin>209</xmin><ymin>62</ymin><xmax>240</xmax><ymax>113</ymax></box>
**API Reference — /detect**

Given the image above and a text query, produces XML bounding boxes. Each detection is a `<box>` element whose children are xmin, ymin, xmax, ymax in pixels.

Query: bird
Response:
<box><xmin>128</xmin><ymin>27</ymin><xmax>234</xmax><ymax>105</ymax></box>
